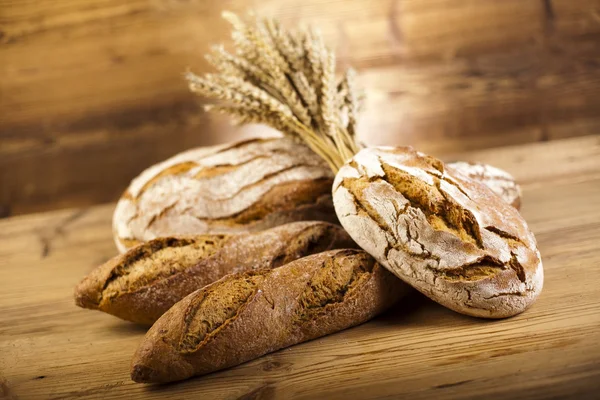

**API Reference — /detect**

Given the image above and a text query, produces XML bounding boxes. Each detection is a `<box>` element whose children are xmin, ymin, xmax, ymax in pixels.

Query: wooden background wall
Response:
<box><xmin>1</xmin><ymin>0</ymin><xmax>599</xmax><ymax>217</ymax></box>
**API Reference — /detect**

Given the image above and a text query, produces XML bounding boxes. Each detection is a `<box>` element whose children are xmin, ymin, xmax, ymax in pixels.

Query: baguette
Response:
<box><xmin>130</xmin><ymin>249</ymin><xmax>410</xmax><ymax>383</ymax></box>
<box><xmin>447</xmin><ymin>161</ymin><xmax>521</xmax><ymax>209</ymax></box>
<box><xmin>112</xmin><ymin>137</ymin><xmax>336</xmax><ymax>253</ymax></box>
<box><xmin>333</xmin><ymin>146</ymin><xmax>543</xmax><ymax>318</ymax></box>
<box><xmin>75</xmin><ymin>222</ymin><xmax>356</xmax><ymax>325</ymax></box>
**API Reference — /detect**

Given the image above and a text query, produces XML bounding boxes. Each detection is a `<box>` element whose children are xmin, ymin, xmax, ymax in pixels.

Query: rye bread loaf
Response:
<box><xmin>112</xmin><ymin>137</ymin><xmax>336</xmax><ymax>253</ymax></box>
<box><xmin>447</xmin><ymin>161</ymin><xmax>521</xmax><ymax>209</ymax></box>
<box><xmin>130</xmin><ymin>249</ymin><xmax>409</xmax><ymax>383</ymax></box>
<box><xmin>333</xmin><ymin>146</ymin><xmax>543</xmax><ymax>318</ymax></box>
<box><xmin>75</xmin><ymin>222</ymin><xmax>356</xmax><ymax>325</ymax></box>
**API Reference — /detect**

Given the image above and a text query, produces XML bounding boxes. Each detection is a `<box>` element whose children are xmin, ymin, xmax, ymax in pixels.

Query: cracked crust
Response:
<box><xmin>447</xmin><ymin>161</ymin><xmax>522</xmax><ymax>210</ymax></box>
<box><xmin>75</xmin><ymin>221</ymin><xmax>357</xmax><ymax>325</ymax></box>
<box><xmin>130</xmin><ymin>249</ymin><xmax>411</xmax><ymax>383</ymax></box>
<box><xmin>333</xmin><ymin>146</ymin><xmax>543</xmax><ymax>318</ymax></box>
<box><xmin>112</xmin><ymin>137</ymin><xmax>337</xmax><ymax>253</ymax></box>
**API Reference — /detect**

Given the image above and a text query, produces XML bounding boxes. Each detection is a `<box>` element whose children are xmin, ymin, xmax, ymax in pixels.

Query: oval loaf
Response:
<box><xmin>130</xmin><ymin>249</ymin><xmax>410</xmax><ymax>383</ymax></box>
<box><xmin>447</xmin><ymin>161</ymin><xmax>521</xmax><ymax>209</ymax></box>
<box><xmin>113</xmin><ymin>137</ymin><xmax>336</xmax><ymax>253</ymax></box>
<box><xmin>333</xmin><ymin>146</ymin><xmax>543</xmax><ymax>318</ymax></box>
<box><xmin>75</xmin><ymin>221</ymin><xmax>356</xmax><ymax>325</ymax></box>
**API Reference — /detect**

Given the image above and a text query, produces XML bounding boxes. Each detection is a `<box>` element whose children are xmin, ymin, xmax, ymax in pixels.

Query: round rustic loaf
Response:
<box><xmin>333</xmin><ymin>146</ymin><xmax>543</xmax><ymax>318</ymax></box>
<box><xmin>113</xmin><ymin>138</ymin><xmax>336</xmax><ymax>253</ymax></box>
<box><xmin>446</xmin><ymin>161</ymin><xmax>522</xmax><ymax>209</ymax></box>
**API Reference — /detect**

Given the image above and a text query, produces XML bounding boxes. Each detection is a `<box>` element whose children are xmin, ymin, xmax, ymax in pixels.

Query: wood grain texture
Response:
<box><xmin>2</xmin><ymin>0</ymin><xmax>600</xmax><ymax>216</ymax></box>
<box><xmin>1</xmin><ymin>136</ymin><xmax>599</xmax><ymax>399</ymax></box>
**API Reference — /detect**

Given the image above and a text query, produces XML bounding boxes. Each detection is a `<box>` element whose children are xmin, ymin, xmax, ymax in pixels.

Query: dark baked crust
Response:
<box><xmin>130</xmin><ymin>249</ymin><xmax>410</xmax><ymax>383</ymax></box>
<box><xmin>75</xmin><ymin>222</ymin><xmax>357</xmax><ymax>325</ymax></box>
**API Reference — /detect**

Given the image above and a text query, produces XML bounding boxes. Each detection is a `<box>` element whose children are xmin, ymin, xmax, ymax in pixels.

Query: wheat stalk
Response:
<box><xmin>187</xmin><ymin>11</ymin><xmax>363</xmax><ymax>172</ymax></box>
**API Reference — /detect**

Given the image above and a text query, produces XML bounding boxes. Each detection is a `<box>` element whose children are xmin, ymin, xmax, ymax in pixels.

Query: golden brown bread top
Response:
<box><xmin>333</xmin><ymin>146</ymin><xmax>543</xmax><ymax>318</ymax></box>
<box><xmin>179</xmin><ymin>275</ymin><xmax>261</xmax><ymax>353</ymax></box>
<box><xmin>112</xmin><ymin>137</ymin><xmax>336</xmax><ymax>253</ymax></box>
<box><xmin>130</xmin><ymin>249</ymin><xmax>409</xmax><ymax>383</ymax></box>
<box><xmin>74</xmin><ymin>236</ymin><xmax>230</xmax><ymax>309</ymax></box>
<box><xmin>102</xmin><ymin>236</ymin><xmax>228</xmax><ymax>303</ymax></box>
<box><xmin>296</xmin><ymin>255</ymin><xmax>373</xmax><ymax>321</ymax></box>
<box><xmin>75</xmin><ymin>221</ymin><xmax>358</xmax><ymax>325</ymax></box>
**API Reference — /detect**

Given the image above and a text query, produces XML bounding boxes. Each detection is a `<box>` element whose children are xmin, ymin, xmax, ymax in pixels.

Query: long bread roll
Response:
<box><xmin>75</xmin><ymin>222</ymin><xmax>356</xmax><ymax>325</ymax></box>
<box><xmin>130</xmin><ymin>249</ymin><xmax>410</xmax><ymax>383</ymax></box>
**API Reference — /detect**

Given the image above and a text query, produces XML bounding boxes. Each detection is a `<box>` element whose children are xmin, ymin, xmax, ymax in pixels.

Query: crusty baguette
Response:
<box><xmin>75</xmin><ymin>222</ymin><xmax>356</xmax><ymax>325</ymax></box>
<box><xmin>333</xmin><ymin>146</ymin><xmax>543</xmax><ymax>318</ymax></box>
<box><xmin>447</xmin><ymin>161</ymin><xmax>522</xmax><ymax>209</ymax></box>
<box><xmin>112</xmin><ymin>137</ymin><xmax>336</xmax><ymax>253</ymax></box>
<box><xmin>130</xmin><ymin>249</ymin><xmax>410</xmax><ymax>383</ymax></box>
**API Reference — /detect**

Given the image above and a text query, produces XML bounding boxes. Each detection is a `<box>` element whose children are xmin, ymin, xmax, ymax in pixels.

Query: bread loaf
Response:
<box><xmin>333</xmin><ymin>146</ymin><xmax>543</xmax><ymax>318</ymax></box>
<box><xmin>447</xmin><ymin>161</ymin><xmax>521</xmax><ymax>209</ymax></box>
<box><xmin>112</xmin><ymin>137</ymin><xmax>336</xmax><ymax>253</ymax></box>
<box><xmin>75</xmin><ymin>222</ymin><xmax>356</xmax><ymax>325</ymax></box>
<box><xmin>130</xmin><ymin>249</ymin><xmax>410</xmax><ymax>383</ymax></box>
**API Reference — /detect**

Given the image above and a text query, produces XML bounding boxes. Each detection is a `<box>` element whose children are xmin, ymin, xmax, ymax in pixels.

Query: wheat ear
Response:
<box><xmin>186</xmin><ymin>11</ymin><xmax>363</xmax><ymax>172</ymax></box>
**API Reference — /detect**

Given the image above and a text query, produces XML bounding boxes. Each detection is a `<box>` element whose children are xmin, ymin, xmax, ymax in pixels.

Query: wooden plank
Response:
<box><xmin>1</xmin><ymin>136</ymin><xmax>599</xmax><ymax>399</ymax></box>
<box><xmin>2</xmin><ymin>0</ymin><xmax>600</xmax><ymax>216</ymax></box>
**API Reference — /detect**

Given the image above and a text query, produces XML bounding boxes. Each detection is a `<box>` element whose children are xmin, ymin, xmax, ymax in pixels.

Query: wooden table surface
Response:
<box><xmin>1</xmin><ymin>135</ymin><xmax>600</xmax><ymax>400</ymax></box>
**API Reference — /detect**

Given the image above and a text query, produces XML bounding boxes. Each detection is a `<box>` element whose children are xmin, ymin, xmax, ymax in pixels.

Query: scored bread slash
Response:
<box><xmin>189</xmin><ymin>12</ymin><xmax>544</xmax><ymax>319</ymax></box>
<box><xmin>74</xmin><ymin>221</ymin><xmax>357</xmax><ymax>325</ymax></box>
<box><xmin>446</xmin><ymin>161</ymin><xmax>522</xmax><ymax>210</ymax></box>
<box><xmin>333</xmin><ymin>147</ymin><xmax>543</xmax><ymax>318</ymax></box>
<box><xmin>112</xmin><ymin>137</ymin><xmax>336</xmax><ymax>253</ymax></box>
<box><xmin>130</xmin><ymin>249</ymin><xmax>411</xmax><ymax>383</ymax></box>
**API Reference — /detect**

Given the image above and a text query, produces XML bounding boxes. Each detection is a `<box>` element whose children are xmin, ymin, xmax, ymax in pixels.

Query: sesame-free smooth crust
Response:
<box><xmin>333</xmin><ymin>146</ymin><xmax>543</xmax><ymax>318</ymax></box>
